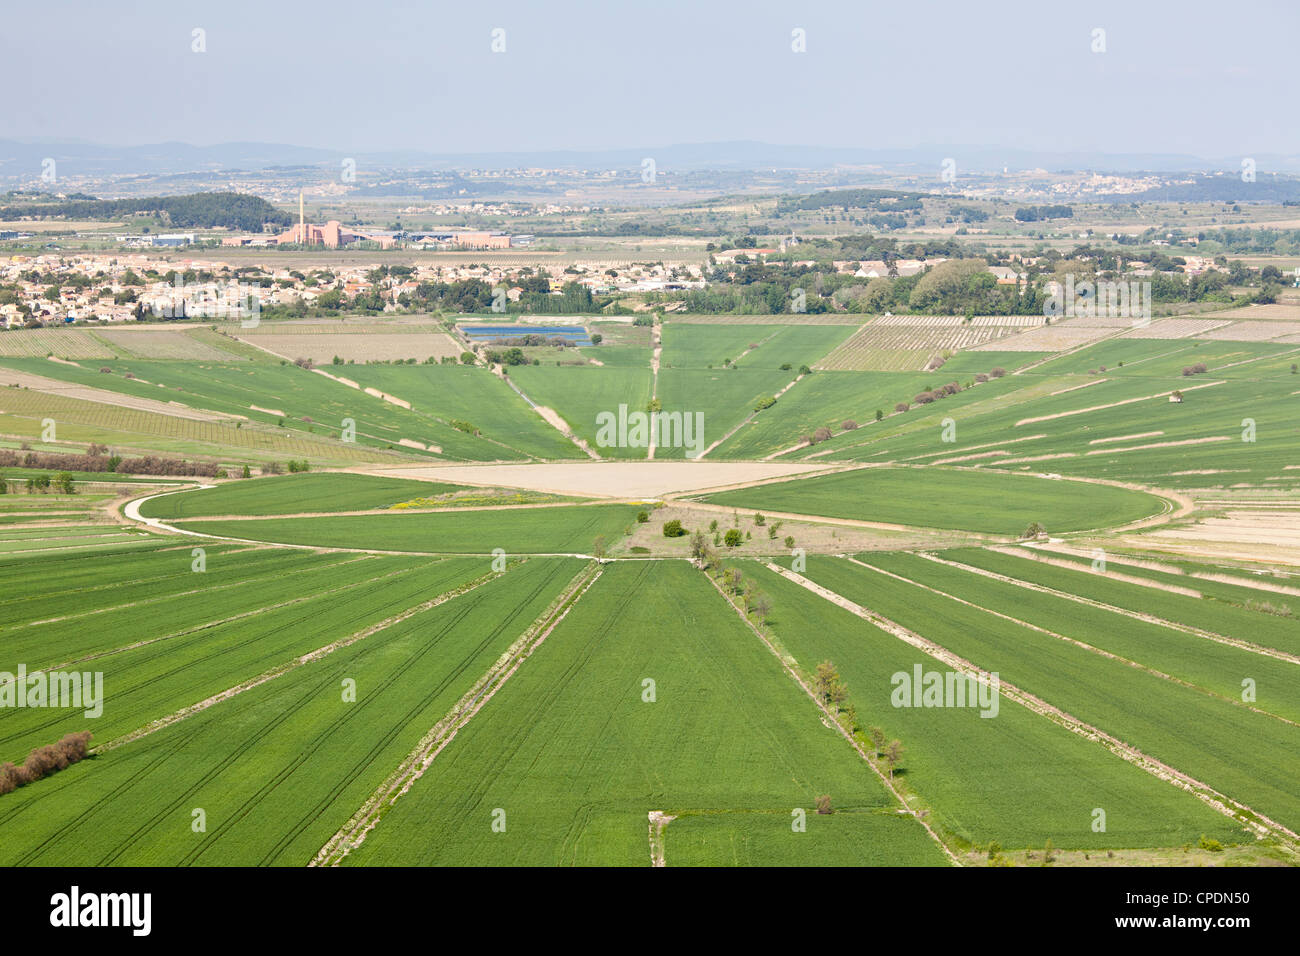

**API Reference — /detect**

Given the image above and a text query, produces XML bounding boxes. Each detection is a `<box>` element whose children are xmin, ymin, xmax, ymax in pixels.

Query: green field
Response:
<box><xmin>0</xmin><ymin>558</ymin><xmax>584</xmax><ymax>865</ymax></box>
<box><xmin>735</xmin><ymin>560</ymin><xmax>1247</xmax><ymax>849</ymax></box>
<box><xmin>138</xmin><ymin>473</ymin><xmax>468</xmax><ymax>519</ymax></box>
<box><xmin>699</xmin><ymin>465</ymin><xmax>1164</xmax><ymax>534</ymax></box>
<box><xmin>174</xmin><ymin>503</ymin><xmax>640</xmax><ymax>553</ymax></box>
<box><xmin>785</xmin><ymin>554</ymin><xmax>1300</xmax><ymax>834</ymax></box>
<box><xmin>344</xmin><ymin>561</ymin><xmax>946</xmax><ymax>866</ymax></box>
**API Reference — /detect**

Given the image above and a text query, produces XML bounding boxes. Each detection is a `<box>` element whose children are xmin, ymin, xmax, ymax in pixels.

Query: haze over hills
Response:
<box><xmin>5</xmin><ymin>138</ymin><xmax>1300</xmax><ymax>178</ymax></box>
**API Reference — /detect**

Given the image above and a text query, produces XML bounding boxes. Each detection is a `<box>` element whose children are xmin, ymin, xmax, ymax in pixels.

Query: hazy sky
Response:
<box><xmin>4</xmin><ymin>0</ymin><xmax>1297</xmax><ymax>157</ymax></box>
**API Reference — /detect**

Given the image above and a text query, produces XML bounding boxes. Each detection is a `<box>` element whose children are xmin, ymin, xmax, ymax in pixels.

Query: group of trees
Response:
<box><xmin>0</xmin><ymin>192</ymin><xmax>291</xmax><ymax>231</ymax></box>
<box><xmin>0</xmin><ymin>732</ymin><xmax>92</xmax><ymax>796</ymax></box>
<box><xmin>815</xmin><ymin>661</ymin><xmax>904</xmax><ymax>778</ymax></box>
<box><xmin>0</xmin><ymin>447</ymin><xmax>218</xmax><ymax>478</ymax></box>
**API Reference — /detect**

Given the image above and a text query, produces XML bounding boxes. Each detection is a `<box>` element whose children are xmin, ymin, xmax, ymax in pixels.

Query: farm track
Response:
<box><xmin>703</xmin><ymin>567</ymin><xmax>960</xmax><ymax>866</ymax></box>
<box><xmin>2</xmin><ymin>552</ymin><xmax>370</xmax><ymax>634</ymax></box>
<box><xmin>94</xmin><ymin>563</ymin><xmax>505</xmax><ymax>755</ymax></box>
<box><xmin>190</xmin><ymin>560</ymin><xmax>577</xmax><ymax>866</ymax></box>
<box><xmin>0</xmin><ymin>559</ymin><xmax>432</xmax><ymax>753</ymax></box>
<box><xmin>918</xmin><ymin>552</ymin><xmax>1300</xmax><ymax>666</ymax></box>
<box><xmin>312</xmin><ymin>560</ymin><xmax>602</xmax><ymax>866</ymax></box>
<box><xmin>766</xmin><ymin>562</ymin><xmax>1300</xmax><ymax>850</ymax></box>
<box><xmin>0</xmin><ymin>555</ymin><xmax>387</xmax><ymax>687</ymax></box>
<box><xmin>847</xmin><ymin>556</ymin><xmax>1299</xmax><ymax>729</ymax></box>
<box><xmin>4</xmin><ymin>563</ymin><xmax>510</xmax><ymax>862</ymax></box>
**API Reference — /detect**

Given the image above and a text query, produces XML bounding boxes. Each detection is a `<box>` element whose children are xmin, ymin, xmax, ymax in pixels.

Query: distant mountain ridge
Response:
<box><xmin>3</xmin><ymin>138</ymin><xmax>1300</xmax><ymax>177</ymax></box>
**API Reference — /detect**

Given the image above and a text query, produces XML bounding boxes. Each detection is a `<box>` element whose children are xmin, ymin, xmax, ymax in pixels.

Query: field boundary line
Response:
<box><xmin>986</xmin><ymin>545</ymin><xmax>1203</xmax><ymax>597</ymax></box>
<box><xmin>311</xmin><ymin>560</ymin><xmax>604</xmax><ymax>866</ymax></box>
<box><xmin>3</xmin><ymin>553</ymin><xmax>372</xmax><ymax>633</ymax></box>
<box><xmin>768</xmin><ymin>562</ymin><xmax>1300</xmax><ymax>848</ymax></box>
<box><xmin>94</xmin><ymin>563</ymin><xmax>509</xmax><ymax>755</ymax></box>
<box><xmin>3</xmin><ymin>556</ymin><xmax>396</xmax><ymax>680</ymax></box>
<box><xmin>706</xmin><ymin>566</ymin><xmax>960</xmax><ymax>865</ymax></box>
<box><xmin>921</xmin><ymin>552</ymin><xmax>1300</xmax><ymax>666</ymax></box>
<box><xmin>847</xmin><ymin>556</ymin><xmax>1299</xmax><ymax>729</ymax></box>
<box><xmin>698</xmin><ymin>371</ymin><xmax>804</xmax><ymax>460</ymax></box>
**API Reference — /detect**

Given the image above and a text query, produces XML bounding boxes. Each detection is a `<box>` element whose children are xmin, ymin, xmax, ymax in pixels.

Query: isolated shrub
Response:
<box><xmin>990</xmin><ymin>367</ymin><xmax>1006</xmax><ymax>378</ymax></box>
<box><xmin>841</xmin><ymin>419</ymin><xmax>858</xmax><ymax>431</ymax></box>
<box><xmin>262</xmin><ymin>461</ymin><xmax>283</xmax><ymax>476</ymax></box>
<box><xmin>99</xmin><ymin>366</ymin><xmax>111</xmax><ymax>373</ymax></box>
<box><xmin>780</xmin><ymin>362</ymin><xmax>792</xmax><ymax>371</ymax></box>
<box><xmin>799</xmin><ymin>365</ymin><xmax>812</xmax><ymax>375</ymax></box>
<box><xmin>662</xmin><ymin>519</ymin><xmax>687</xmax><ymax>538</ymax></box>
<box><xmin>801</xmin><ymin>434</ymin><xmax>814</xmax><ymax>446</ymax></box>
<box><xmin>974</xmin><ymin>373</ymin><xmax>989</xmax><ymax>383</ymax></box>
<box><xmin>636</xmin><ymin>510</ymin><xmax>649</xmax><ymax>523</ymax></box>
<box><xmin>813</xmin><ymin>427</ymin><xmax>832</xmax><ymax>442</ymax></box>
<box><xmin>914</xmin><ymin>392</ymin><xmax>935</xmax><ymax>405</ymax></box>
<box><xmin>816</xmin><ymin>794</ymin><xmax>833</xmax><ymax>815</ymax></box>
<box><xmin>1198</xmin><ymin>835</ymin><xmax>1223</xmax><ymax>852</ymax></box>
<box><xmin>724</xmin><ymin>528</ymin><xmax>743</xmax><ymax>548</ymax></box>
<box><xmin>708</xmin><ymin>519</ymin><xmax>718</xmax><ymax>532</ymax></box>
<box><xmin>1098</xmin><ymin>365</ymin><xmax>1107</xmax><ymax>372</ymax></box>
<box><xmin>783</xmin><ymin>535</ymin><xmax>795</xmax><ymax>548</ymax></box>
<box><xmin>754</xmin><ymin>395</ymin><xmax>776</xmax><ymax>411</ymax></box>
<box><xmin>123</xmin><ymin>372</ymin><xmax>134</xmax><ymax>379</ymax></box>
<box><xmin>241</xmin><ymin>464</ymin><xmax>251</xmax><ymax>479</ymax></box>
<box><xmin>895</xmin><ymin>402</ymin><xmax>909</xmax><ymax>413</ymax></box>
<box><xmin>1021</xmin><ymin>521</ymin><xmax>1047</xmax><ymax>539</ymax></box>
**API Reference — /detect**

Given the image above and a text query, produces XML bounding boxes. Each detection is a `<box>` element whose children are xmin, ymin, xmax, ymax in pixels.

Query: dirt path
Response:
<box><xmin>648</xmin><ymin>324</ymin><xmax>662</xmax><ymax>460</ymax></box>
<box><xmin>1013</xmin><ymin>380</ymin><xmax>1225</xmax><ymax>426</ymax></box>
<box><xmin>96</xmin><ymin>564</ymin><xmax>506</xmax><ymax>755</ymax></box>
<box><xmin>986</xmin><ymin>545</ymin><xmax>1203</xmax><ymax>597</ymax></box>
<box><xmin>647</xmin><ymin>811</ymin><xmax>676</xmax><ymax>866</ymax></box>
<box><xmin>698</xmin><ymin>372</ymin><xmax>805</xmax><ymax>460</ymax></box>
<box><xmin>0</xmin><ymin>367</ymin><xmax>230</xmax><ymax>422</ymax></box>
<box><xmin>312</xmin><ymin>561</ymin><xmax>602</xmax><ymax>865</ymax></box>
<box><xmin>919</xmin><ymin>552</ymin><xmax>1300</xmax><ymax>665</ymax></box>
<box><xmin>488</xmin><ymin>363</ymin><xmax>600</xmax><ymax>459</ymax></box>
<box><xmin>848</xmin><ymin>555</ymin><xmax>1298</xmax><ymax>728</ymax></box>
<box><xmin>767</xmin><ymin>563</ymin><xmax>1299</xmax><ymax>848</ymax></box>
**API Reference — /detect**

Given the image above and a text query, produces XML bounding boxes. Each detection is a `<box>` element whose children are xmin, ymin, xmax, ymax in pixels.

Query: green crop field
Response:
<box><xmin>504</xmin><ymin>365</ymin><xmax>654</xmax><ymax>458</ymax></box>
<box><xmin>138</xmin><ymin>473</ymin><xmax>469</xmax><ymax>519</ymax></box>
<box><xmin>0</xmin><ymin>558</ymin><xmax>584</xmax><ymax>865</ymax></box>
<box><xmin>344</xmin><ymin>560</ymin><xmax>946</xmax><ymax>866</ymax></box>
<box><xmin>697</xmin><ymin>465</ymin><xmax>1164</xmax><ymax>534</ymax></box>
<box><xmin>1</xmin><ymin>286</ymin><xmax>1295</xmax><ymax>872</ymax></box>
<box><xmin>784</xmin><ymin>554</ymin><xmax>1300</xmax><ymax>835</ymax></box>
<box><xmin>173</xmin><ymin>503</ymin><xmax>640</xmax><ymax>553</ymax></box>
<box><xmin>735</xmin><ymin>561</ymin><xmax>1246</xmax><ymax>850</ymax></box>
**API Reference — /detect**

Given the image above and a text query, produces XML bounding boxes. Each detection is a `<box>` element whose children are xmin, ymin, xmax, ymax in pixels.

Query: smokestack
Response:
<box><xmin>299</xmin><ymin>190</ymin><xmax>305</xmax><ymax>244</ymax></box>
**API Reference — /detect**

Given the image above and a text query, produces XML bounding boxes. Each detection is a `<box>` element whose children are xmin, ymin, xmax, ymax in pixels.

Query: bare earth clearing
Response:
<box><xmin>363</xmin><ymin>460</ymin><xmax>841</xmax><ymax>499</ymax></box>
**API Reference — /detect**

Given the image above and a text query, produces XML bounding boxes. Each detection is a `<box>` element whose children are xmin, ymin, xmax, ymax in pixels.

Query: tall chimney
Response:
<box><xmin>299</xmin><ymin>190</ymin><xmax>305</xmax><ymax>244</ymax></box>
